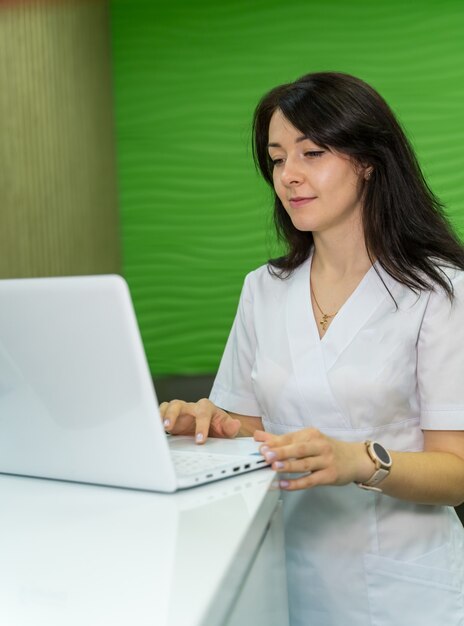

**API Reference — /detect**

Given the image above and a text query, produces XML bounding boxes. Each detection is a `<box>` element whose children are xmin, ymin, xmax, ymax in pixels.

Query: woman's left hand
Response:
<box><xmin>254</xmin><ymin>427</ymin><xmax>373</xmax><ymax>491</ymax></box>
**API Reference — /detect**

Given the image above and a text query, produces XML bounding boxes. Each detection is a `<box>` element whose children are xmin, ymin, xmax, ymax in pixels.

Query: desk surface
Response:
<box><xmin>0</xmin><ymin>468</ymin><xmax>279</xmax><ymax>626</ymax></box>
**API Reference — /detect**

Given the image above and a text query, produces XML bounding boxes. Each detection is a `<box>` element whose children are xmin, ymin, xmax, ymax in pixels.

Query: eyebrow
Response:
<box><xmin>267</xmin><ymin>135</ymin><xmax>311</xmax><ymax>149</ymax></box>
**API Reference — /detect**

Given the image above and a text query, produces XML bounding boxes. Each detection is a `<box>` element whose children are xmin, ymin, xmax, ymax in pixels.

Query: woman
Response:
<box><xmin>160</xmin><ymin>72</ymin><xmax>464</xmax><ymax>625</ymax></box>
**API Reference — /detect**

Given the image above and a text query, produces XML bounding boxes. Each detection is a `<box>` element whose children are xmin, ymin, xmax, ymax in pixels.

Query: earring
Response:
<box><xmin>365</xmin><ymin>169</ymin><xmax>373</xmax><ymax>180</ymax></box>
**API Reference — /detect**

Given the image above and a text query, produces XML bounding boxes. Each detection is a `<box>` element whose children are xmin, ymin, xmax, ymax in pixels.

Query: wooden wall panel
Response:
<box><xmin>0</xmin><ymin>0</ymin><xmax>120</xmax><ymax>278</ymax></box>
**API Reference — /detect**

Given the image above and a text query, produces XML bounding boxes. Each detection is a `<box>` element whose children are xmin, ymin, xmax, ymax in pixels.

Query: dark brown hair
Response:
<box><xmin>252</xmin><ymin>71</ymin><xmax>464</xmax><ymax>296</ymax></box>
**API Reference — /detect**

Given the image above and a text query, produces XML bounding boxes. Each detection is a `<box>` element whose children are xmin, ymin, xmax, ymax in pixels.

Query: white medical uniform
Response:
<box><xmin>210</xmin><ymin>254</ymin><xmax>464</xmax><ymax>626</ymax></box>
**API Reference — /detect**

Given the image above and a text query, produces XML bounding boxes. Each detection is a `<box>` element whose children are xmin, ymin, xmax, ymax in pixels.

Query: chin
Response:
<box><xmin>290</xmin><ymin>218</ymin><xmax>320</xmax><ymax>232</ymax></box>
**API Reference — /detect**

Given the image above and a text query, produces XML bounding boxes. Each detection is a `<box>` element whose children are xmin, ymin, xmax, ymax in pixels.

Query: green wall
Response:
<box><xmin>110</xmin><ymin>0</ymin><xmax>464</xmax><ymax>376</ymax></box>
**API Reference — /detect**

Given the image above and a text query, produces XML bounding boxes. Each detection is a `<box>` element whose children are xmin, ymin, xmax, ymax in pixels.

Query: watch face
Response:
<box><xmin>373</xmin><ymin>442</ymin><xmax>390</xmax><ymax>464</ymax></box>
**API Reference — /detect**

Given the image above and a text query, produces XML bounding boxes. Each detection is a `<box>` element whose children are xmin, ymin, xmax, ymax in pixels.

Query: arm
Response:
<box><xmin>378</xmin><ymin>430</ymin><xmax>464</xmax><ymax>506</ymax></box>
<box><xmin>255</xmin><ymin>427</ymin><xmax>464</xmax><ymax>506</ymax></box>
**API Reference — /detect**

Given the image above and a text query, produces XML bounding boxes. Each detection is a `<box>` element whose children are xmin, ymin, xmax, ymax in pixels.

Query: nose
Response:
<box><xmin>279</xmin><ymin>157</ymin><xmax>305</xmax><ymax>186</ymax></box>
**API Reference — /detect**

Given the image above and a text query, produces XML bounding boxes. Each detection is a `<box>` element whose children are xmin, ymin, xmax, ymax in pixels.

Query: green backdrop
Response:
<box><xmin>110</xmin><ymin>0</ymin><xmax>464</xmax><ymax>376</ymax></box>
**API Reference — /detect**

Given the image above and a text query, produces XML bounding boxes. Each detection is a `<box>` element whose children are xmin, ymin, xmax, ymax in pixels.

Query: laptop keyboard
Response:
<box><xmin>171</xmin><ymin>451</ymin><xmax>243</xmax><ymax>477</ymax></box>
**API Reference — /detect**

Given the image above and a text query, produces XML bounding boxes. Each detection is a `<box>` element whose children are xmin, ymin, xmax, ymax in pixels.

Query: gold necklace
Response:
<box><xmin>310</xmin><ymin>285</ymin><xmax>338</xmax><ymax>331</ymax></box>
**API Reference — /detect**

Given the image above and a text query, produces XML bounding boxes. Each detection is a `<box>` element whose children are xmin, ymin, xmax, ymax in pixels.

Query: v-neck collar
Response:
<box><xmin>288</xmin><ymin>252</ymin><xmax>396</xmax><ymax>371</ymax></box>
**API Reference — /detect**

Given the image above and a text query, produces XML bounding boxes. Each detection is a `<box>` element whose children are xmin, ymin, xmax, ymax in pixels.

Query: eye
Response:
<box><xmin>304</xmin><ymin>150</ymin><xmax>325</xmax><ymax>158</ymax></box>
<box><xmin>269</xmin><ymin>156</ymin><xmax>284</xmax><ymax>167</ymax></box>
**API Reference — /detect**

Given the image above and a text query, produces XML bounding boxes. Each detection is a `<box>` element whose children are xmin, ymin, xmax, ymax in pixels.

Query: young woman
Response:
<box><xmin>160</xmin><ymin>72</ymin><xmax>464</xmax><ymax>625</ymax></box>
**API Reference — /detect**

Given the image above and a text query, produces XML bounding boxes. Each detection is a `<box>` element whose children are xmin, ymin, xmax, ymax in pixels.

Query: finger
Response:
<box><xmin>193</xmin><ymin>400</ymin><xmax>215</xmax><ymax>444</ymax></box>
<box><xmin>264</xmin><ymin>432</ymin><xmax>330</xmax><ymax>463</ymax></box>
<box><xmin>209</xmin><ymin>406</ymin><xmax>241</xmax><ymax>439</ymax></box>
<box><xmin>160</xmin><ymin>400</ymin><xmax>181</xmax><ymax>430</ymax></box>
<box><xmin>253</xmin><ymin>430</ymin><xmax>274</xmax><ymax>443</ymax></box>
<box><xmin>279</xmin><ymin>468</ymin><xmax>336</xmax><ymax>491</ymax></box>
<box><xmin>258</xmin><ymin>432</ymin><xmax>295</xmax><ymax>448</ymax></box>
<box><xmin>261</xmin><ymin>427</ymin><xmax>320</xmax><ymax>449</ymax></box>
<box><xmin>220</xmin><ymin>416</ymin><xmax>241</xmax><ymax>438</ymax></box>
<box><xmin>278</xmin><ymin>471</ymin><xmax>321</xmax><ymax>491</ymax></box>
<box><xmin>278</xmin><ymin>474</ymin><xmax>314</xmax><ymax>491</ymax></box>
<box><xmin>261</xmin><ymin>440</ymin><xmax>318</xmax><ymax>464</ymax></box>
<box><xmin>270</xmin><ymin>455</ymin><xmax>325</xmax><ymax>474</ymax></box>
<box><xmin>162</xmin><ymin>400</ymin><xmax>193</xmax><ymax>432</ymax></box>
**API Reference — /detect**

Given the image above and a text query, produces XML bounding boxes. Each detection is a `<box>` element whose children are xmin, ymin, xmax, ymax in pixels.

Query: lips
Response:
<box><xmin>289</xmin><ymin>196</ymin><xmax>317</xmax><ymax>208</ymax></box>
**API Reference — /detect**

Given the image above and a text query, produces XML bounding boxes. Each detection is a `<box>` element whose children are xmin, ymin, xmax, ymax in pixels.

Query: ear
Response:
<box><xmin>364</xmin><ymin>167</ymin><xmax>374</xmax><ymax>180</ymax></box>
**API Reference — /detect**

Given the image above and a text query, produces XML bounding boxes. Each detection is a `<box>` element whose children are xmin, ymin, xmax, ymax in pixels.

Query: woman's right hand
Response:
<box><xmin>159</xmin><ymin>398</ymin><xmax>242</xmax><ymax>444</ymax></box>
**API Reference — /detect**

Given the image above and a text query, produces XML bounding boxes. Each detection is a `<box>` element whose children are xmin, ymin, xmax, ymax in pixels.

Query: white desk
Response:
<box><xmin>0</xmin><ymin>469</ymin><xmax>289</xmax><ymax>626</ymax></box>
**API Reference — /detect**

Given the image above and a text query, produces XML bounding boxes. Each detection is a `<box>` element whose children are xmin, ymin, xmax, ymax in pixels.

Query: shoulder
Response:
<box><xmin>429</xmin><ymin>264</ymin><xmax>464</xmax><ymax>298</ymax></box>
<box><xmin>245</xmin><ymin>263</ymin><xmax>279</xmax><ymax>287</ymax></box>
<box><xmin>243</xmin><ymin>259</ymin><xmax>309</xmax><ymax>300</ymax></box>
<box><xmin>440</xmin><ymin>264</ymin><xmax>464</xmax><ymax>287</ymax></box>
<box><xmin>421</xmin><ymin>264</ymin><xmax>464</xmax><ymax>321</ymax></box>
<box><xmin>378</xmin><ymin>261</ymin><xmax>464</xmax><ymax>305</ymax></box>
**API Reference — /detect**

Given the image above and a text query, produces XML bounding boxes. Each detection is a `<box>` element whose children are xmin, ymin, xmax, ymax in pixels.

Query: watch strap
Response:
<box><xmin>357</xmin><ymin>467</ymin><xmax>390</xmax><ymax>491</ymax></box>
<box><xmin>366</xmin><ymin>467</ymin><xmax>390</xmax><ymax>485</ymax></box>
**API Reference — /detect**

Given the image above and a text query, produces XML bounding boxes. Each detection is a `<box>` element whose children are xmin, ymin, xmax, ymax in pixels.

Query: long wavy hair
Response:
<box><xmin>252</xmin><ymin>72</ymin><xmax>464</xmax><ymax>297</ymax></box>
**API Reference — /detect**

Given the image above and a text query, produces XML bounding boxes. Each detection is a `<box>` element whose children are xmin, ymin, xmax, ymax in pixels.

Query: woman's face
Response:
<box><xmin>268</xmin><ymin>109</ymin><xmax>367</xmax><ymax>236</ymax></box>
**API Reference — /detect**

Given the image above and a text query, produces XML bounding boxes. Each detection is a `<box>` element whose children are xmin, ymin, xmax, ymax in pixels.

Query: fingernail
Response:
<box><xmin>260</xmin><ymin>445</ymin><xmax>270</xmax><ymax>454</ymax></box>
<box><xmin>163</xmin><ymin>419</ymin><xmax>170</xmax><ymax>428</ymax></box>
<box><xmin>279</xmin><ymin>480</ymin><xmax>290</xmax><ymax>489</ymax></box>
<box><xmin>274</xmin><ymin>461</ymin><xmax>285</xmax><ymax>469</ymax></box>
<box><xmin>264</xmin><ymin>451</ymin><xmax>276</xmax><ymax>461</ymax></box>
<box><xmin>195</xmin><ymin>433</ymin><xmax>204</xmax><ymax>443</ymax></box>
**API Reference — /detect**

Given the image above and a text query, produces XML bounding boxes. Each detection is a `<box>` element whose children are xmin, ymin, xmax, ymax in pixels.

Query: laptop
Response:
<box><xmin>0</xmin><ymin>275</ymin><xmax>268</xmax><ymax>492</ymax></box>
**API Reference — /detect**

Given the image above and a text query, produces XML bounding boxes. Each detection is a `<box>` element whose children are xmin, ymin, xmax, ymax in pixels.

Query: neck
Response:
<box><xmin>312</xmin><ymin>229</ymin><xmax>372</xmax><ymax>279</ymax></box>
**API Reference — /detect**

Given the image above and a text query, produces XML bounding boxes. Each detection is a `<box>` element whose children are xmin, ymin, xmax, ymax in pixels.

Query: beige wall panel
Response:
<box><xmin>0</xmin><ymin>0</ymin><xmax>120</xmax><ymax>278</ymax></box>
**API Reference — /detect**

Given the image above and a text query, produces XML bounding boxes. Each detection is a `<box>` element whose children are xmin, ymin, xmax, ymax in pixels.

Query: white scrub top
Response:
<box><xmin>210</xmin><ymin>254</ymin><xmax>464</xmax><ymax>626</ymax></box>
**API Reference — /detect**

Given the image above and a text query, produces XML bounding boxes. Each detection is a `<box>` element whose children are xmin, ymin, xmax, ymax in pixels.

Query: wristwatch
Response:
<box><xmin>356</xmin><ymin>440</ymin><xmax>392</xmax><ymax>492</ymax></box>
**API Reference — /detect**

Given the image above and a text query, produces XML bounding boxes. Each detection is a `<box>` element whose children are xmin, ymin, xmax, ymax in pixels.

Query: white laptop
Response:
<box><xmin>0</xmin><ymin>275</ymin><xmax>268</xmax><ymax>492</ymax></box>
